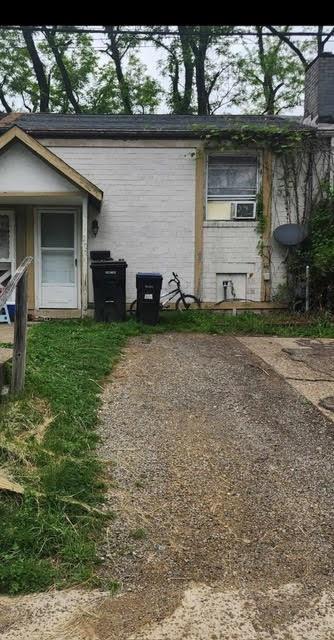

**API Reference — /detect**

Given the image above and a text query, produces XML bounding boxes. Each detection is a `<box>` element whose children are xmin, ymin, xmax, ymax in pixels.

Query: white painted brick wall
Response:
<box><xmin>202</xmin><ymin>222</ymin><xmax>262</xmax><ymax>302</ymax></box>
<box><xmin>47</xmin><ymin>146</ymin><xmax>197</xmax><ymax>302</ymax></box>
<box><xmin>46</xmin><ymin>143</ymin><xmax>300</xmax><ymax>305</ymax></box>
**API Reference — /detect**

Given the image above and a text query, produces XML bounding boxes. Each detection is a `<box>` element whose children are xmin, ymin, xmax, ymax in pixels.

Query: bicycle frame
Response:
<box><xmin>160</xmin><ymin>286</ymin><xmax>182</xmax><ymax>307</ymax></box>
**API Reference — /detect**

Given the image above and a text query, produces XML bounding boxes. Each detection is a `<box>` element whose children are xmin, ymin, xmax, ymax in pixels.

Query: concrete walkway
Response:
<box><xmin>0</xmin><ymin>324</ymin><xmax>14</xmax><ymax>344</ymax></box>
<box><xmin>239</xmin><ymin>337</ymin><xmax>334</xmax><ymax>422</ymax></box>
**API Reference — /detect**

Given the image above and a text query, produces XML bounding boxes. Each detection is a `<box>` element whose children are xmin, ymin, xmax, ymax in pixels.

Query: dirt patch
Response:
<box><xmin>1</xmin><ymin>333</ymin><xmax>334</xmax><ymax>639</ymax></box>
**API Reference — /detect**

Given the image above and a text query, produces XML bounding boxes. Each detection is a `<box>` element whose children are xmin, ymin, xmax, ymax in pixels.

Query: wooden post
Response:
<box><xmin>81</xmin><ymin>195</ymin><xmax>88</xmax><ymax>316</ymax></box>
<box><xmin>261</xmin><ymin>150</ymin><xmax>273</xmax><ymax>302</ymax></box>
<box><xmin>194</xmin><ymin>148</ymin><xmax>205</xmax><ymax>299</ymax></box>
<box><xmin>11</xmin><ymin>271</ymin><xmax>28</xmax><ymax>394</ymax></box>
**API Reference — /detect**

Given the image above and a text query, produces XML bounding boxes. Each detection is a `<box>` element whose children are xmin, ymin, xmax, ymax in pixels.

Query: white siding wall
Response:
<box><xmin>47</xmin><ymin>146</ymin><xmax>196</xmax><ymax>302</ymax></box>
<box><xmin>0</xmin><ymin>143</ymin><xmax>76</xmax><ymax>192</ymax></box>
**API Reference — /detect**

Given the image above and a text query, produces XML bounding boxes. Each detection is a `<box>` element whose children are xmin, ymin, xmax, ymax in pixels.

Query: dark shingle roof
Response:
<box><xmin>0</xmin><ymin>113</ymin><xmax>310</xmax><ymax>138</ymax></box>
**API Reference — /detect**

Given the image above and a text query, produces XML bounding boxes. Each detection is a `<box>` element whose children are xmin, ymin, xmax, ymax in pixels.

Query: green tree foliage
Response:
<box><xmin>0</xmin><ymin>25</ymin><xmax>332</xmax><ymax>117</ymax></box>
<box><xmin>0</xmin><ymin>29</ymin><xmax>39</xmax><ymax>112</ymax></box>
<box><xmin>235</xmin><ymin>27</ymin><xmax>314</xmax><ymax>114</ymax></box>
<box><xmin>0</xmin><ymin>26</ymin><xmax>162</xmax><ymax>115</ymax></box>
<box><xmin>89</xmin><ymin>54</ymin><xmax>162</xmax><ymax>114</ymax></box>
<box><xmin>150</xmin><ymin>25</ymin><xmax>240</xmax><ymax>115</ymax></box>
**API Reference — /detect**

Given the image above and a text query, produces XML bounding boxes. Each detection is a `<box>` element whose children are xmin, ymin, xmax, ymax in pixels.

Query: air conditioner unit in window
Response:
<box><xmin>233</xmin><ymin>201</ymin><xmax>256</xmax><ymax>220</ymax></box>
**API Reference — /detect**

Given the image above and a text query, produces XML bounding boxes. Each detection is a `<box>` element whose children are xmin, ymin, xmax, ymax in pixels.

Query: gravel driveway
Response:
<box><xmin>1</xmin><ymin>332</ymin><xmax>334</xmax><ymax>639</ymax></box>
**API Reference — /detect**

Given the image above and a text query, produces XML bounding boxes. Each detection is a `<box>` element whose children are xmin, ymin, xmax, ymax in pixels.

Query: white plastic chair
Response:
<box><xmin>0</xmin><ymin>285</ymin><xmax>10</xmax><ymax>324</ymax></box>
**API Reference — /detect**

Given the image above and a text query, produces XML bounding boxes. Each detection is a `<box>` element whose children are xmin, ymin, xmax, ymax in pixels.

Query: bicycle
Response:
<box><xmin>129</xmin><ymin>272</ymin><xmax>201</xmax><ymax>315</ymax></box>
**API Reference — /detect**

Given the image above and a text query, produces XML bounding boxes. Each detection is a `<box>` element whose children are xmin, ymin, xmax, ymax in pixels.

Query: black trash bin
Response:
<box><xmin>136</xmin><ymin>272</ymin><xmax>163</xmax><ymax>325</ymax></box>
<box><xmin>90</xmin><ymin>251</ymin><xmax>127</xmax><ymax>322</ymax></box>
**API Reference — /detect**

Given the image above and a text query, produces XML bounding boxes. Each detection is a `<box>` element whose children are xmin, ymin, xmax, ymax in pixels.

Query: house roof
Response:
<box><xmin>0</xmin><ymin>126</ymin><xmax>103</xmax><ymax>208</ymax></box>
<box><xmin>0</xmin><ymin>113</ymin><xmax>311</xmax><ymax>139</ymax></box>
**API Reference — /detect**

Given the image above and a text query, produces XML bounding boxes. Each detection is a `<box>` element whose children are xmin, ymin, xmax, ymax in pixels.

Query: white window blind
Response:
<box><xmin>208</xmin><ymin>156</ymin><xmax>257</xmax><ymax>199</ymax></box>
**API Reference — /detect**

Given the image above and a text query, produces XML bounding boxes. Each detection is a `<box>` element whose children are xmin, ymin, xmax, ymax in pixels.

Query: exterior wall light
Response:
<box><xmin>91</xmin><ymin>219</ymin><xmax>99</xmax><ymax>236</ymax></box>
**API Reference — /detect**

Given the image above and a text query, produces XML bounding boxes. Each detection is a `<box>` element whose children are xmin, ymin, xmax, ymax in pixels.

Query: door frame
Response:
<box><xmin>34</xmin><ymin>206</ymin><xmax>81</xmax><ymax>310</ymax></box>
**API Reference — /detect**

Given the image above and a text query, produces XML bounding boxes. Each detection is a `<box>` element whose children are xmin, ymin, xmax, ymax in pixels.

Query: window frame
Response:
<box><xmin>205</xmin><ymin>152</ymin><xmax>261</xmax><ymax>222</ymax></box>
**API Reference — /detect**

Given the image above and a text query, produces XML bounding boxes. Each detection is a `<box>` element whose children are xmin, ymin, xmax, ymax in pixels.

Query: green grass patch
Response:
<box><xmin>130</xmin><ymin>528</ymin><xmax>147</xmax><ymax>540</ymax></box>
<box><xmin>0</xmin><ymin>310</ymin><xmax>333</xmax><ymax>594</ymax></box>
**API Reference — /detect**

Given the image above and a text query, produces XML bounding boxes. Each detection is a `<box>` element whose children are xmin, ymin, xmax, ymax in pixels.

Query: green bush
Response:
<box><xmin>285</xmin><ymin>184</ymin><xmax>334</xmax><ymax>311</ymax></box>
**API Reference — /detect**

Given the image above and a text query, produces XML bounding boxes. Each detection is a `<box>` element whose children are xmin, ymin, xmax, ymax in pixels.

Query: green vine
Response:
<box><xmin>256</xmin><ymin>186</ymin><xmax>265</xmax><ymax>234</ymax></box>
<box><xmin>191</xmin><ymin>122</ymin><xmax>316</xmax><ymax>154</ymax></box>
<box><xmin>255</xmin><ymin>186</ymin><xmax>266</xmax><ymax>256</ymax></box>
<box><xmin>190</xmin><ymin>123</ymin><xmax>333</xmax><ymax>307</ymax></box>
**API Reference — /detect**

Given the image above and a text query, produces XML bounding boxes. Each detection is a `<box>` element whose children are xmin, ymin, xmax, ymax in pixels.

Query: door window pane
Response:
<box><xmin>42</xmin><ymin>250</ymin><xmax>75</xmax><ymax>283</ymax></box>
<box><xmin>0</xmin><ymin>215</ymin><xmax>9</xmax><ymax>259</ymax></box>
<box><xmin>41</xmin><ymin>213</ymin><xmax>74</xmax><ymax>248</ymax></box>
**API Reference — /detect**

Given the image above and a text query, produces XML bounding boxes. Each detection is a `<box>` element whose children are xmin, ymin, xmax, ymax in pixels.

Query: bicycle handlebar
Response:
<box><xmin>169</xmin><ymin>272</ymin><xmax>180</xmax><ymax>286</ymax></box>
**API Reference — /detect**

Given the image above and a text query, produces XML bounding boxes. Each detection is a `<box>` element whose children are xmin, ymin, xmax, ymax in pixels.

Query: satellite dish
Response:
<box><xmin>273</xmin><ymin>223</ymin><xmax>308</xmax><ymax>247</ymax></box>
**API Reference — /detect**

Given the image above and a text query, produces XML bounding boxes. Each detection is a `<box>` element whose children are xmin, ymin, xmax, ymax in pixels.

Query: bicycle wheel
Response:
<box><xmin>176</xmin><ymin>295</ymin><xmax>201</xmax><ymax>311</ymax></box>
<box><xmin>129</xmin><ymin>299</ymin><xmax>137</xmax><ymax>316</ymax></box>
<box><xmin>293</xmin><ymin>299</ymin><xmax>305</xmax><ymax>313</ymax></box>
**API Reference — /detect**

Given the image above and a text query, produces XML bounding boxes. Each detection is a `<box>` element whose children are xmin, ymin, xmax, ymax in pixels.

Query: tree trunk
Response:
<box><xmin>22</xmin><ymin>27</ymin><xmax>49</xmax><ymax>112</ymax></box>
<box><xmin>43</xmin><ymin>29</ymin><xmax>81</xmax><ymax>114</ymax></box>
<box><xmin>106</xmin><ymin>26</ymin><xmax>133</xmax><ymax>114</ymax></box>
<box><xmin>178</xmin><ymin>27</ymin><xmax>194</xmax><ymax>113</ymax></box>
<box><xmin>256</xmin><ymin>27</ymin><xmax>275</xmax><ymax>115</ymax></box>
<box><xmin>0</xmin><ymin>82</ymin><xmax>12</xmax><ymax>113</ymax></box>
<box><xmin>189</xmin><ymin>26</ymin><xmax>210</xmax><ymax>115</ymax></box>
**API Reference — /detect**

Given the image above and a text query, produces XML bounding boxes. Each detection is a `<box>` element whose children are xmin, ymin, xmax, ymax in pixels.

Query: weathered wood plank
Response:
<box><xmin>81</xmin><ymin>196</ymin><xmax>88</xmax><ymax>315</ymax></box>
<box><xmin>194</xmin><ymin>148</ymin><xmax>205</xmax><ymax>300</ymax></box>
<box><xmin>11</xmin><ymin>272</ymin><xmax>28</xmax><ymax>394</ymax></box>
<box><xmin>261</xmin><ymin>150</ymin><xmax>273</xmax><ymax>302</ymax></box>
<box><xmin>0</xmin><ymin>257</ymin><xmax>33</xmax><ymax>310</ymax></box>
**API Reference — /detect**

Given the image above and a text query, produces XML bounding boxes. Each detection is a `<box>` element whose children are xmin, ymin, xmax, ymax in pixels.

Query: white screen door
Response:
<box><xmin>39</xmin><ymin>209</ymin><xmax>79</xmax><ymax>308</ymax></box>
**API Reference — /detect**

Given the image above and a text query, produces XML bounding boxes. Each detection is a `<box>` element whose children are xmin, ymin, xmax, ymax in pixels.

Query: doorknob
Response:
<box><xmin>75</xmin><ymin>258</ymin><xmax>78</xmax><ymax>267</ymax></box>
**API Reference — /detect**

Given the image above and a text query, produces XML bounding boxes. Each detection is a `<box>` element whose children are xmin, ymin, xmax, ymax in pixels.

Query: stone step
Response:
<box><xmin>0</xmin><ymin>348</ymin><xmax>12</xmax><ymax>364</ymax></box>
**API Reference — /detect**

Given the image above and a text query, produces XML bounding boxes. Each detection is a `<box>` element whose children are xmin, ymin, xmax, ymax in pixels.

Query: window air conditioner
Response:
<box><xmin>233</xmin><ymin>201</ymin><xmax>256</xmax><ymax>220</ymax></box>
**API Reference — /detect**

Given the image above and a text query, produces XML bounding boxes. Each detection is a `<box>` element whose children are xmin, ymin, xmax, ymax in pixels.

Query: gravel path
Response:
<box><xmin>1</xmin><ymin>332</ymin><xmax>334</xmax><ymax>639</ymax></box>
<box><xmin>92</xmin><ymin>333</ymin><xmax>334</xmax><ymax>638</ymax></box>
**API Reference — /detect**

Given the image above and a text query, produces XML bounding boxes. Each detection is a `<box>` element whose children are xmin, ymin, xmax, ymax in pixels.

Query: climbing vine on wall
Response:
<box><xmin>192</xmin><ymin>123</ymin><xmax>326</xmax><ymax>228</ymax></box>
<box><xmin>192</xmin><ymin>122</ymin><xmax>334</xmax><ymax>309</ymax></box>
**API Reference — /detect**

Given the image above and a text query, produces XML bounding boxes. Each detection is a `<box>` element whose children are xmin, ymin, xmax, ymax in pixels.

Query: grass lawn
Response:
<box><xmin>0</xmin><ymin>310</ymin><xmax>333</xmax><ymax>595</ymax></box>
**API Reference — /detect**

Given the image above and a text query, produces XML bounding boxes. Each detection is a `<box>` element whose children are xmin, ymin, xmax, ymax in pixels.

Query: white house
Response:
<box><xmin>0</xmin><ymin>53</ymin><xmax>333</xmax><ymax>318</ymax></box>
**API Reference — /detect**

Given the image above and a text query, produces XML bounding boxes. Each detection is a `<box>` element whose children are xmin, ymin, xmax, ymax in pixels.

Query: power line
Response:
<box><xmin>1</xmin><ymin>25</ymin><xmax>334</xmax><ymax>38</ymax></box>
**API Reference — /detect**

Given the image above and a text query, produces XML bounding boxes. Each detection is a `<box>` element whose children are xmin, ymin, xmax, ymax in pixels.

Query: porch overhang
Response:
<box><xmin>0</xmin><ymin>126</ymin><xmax>103</xmax><ymax>210</ymax></box>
